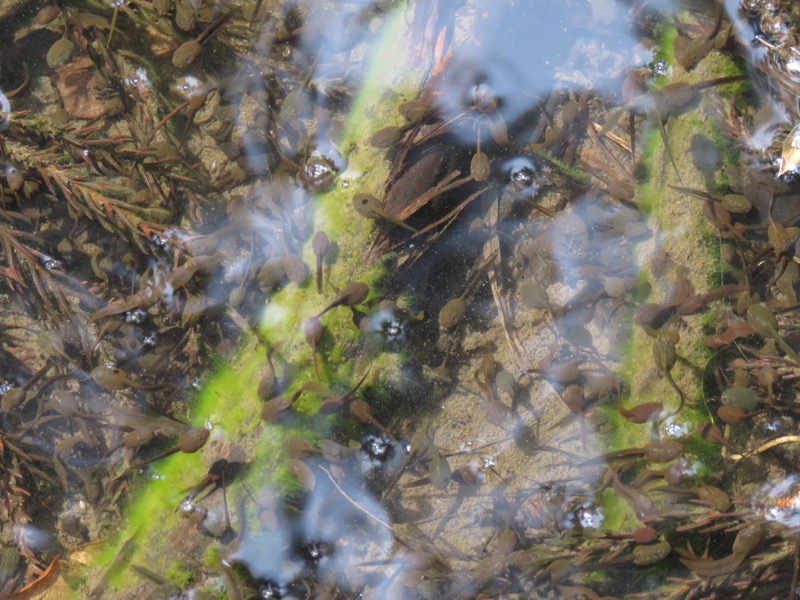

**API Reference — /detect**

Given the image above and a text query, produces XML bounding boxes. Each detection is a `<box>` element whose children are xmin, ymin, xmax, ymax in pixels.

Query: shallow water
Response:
<box><xmin>1</xmin><ymin>0</ymin><xmax>800</xmax><ymax>598</ymax></box>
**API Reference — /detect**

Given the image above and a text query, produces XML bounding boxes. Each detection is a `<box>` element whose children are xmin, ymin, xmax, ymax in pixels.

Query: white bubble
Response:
<box><xmin>0</xmin><ymin>90</ymin><xmax>10</xmax><ymax>130</ymax></box>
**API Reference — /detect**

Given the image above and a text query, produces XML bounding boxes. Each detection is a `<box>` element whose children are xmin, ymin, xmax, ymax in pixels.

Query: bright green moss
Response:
<box><xmin>87</xmin><ymin>6</ymin><xmax>424</xmax><ymax>592</ymax></box>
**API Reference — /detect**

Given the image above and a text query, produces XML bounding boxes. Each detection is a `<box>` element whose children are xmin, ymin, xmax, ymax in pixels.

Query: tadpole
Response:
<box><xmin>311</xmin><ymin>231</ymin><xmax>329</xmax><ymax>294</ymax></box>
<box><xmin>316</xmin><ymin>281</ymin><xmax>369</xmax><ymax>318</ymax></box>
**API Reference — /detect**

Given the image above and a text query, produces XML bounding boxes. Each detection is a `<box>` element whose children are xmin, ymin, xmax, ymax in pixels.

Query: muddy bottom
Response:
<box><xmin>1</xmin><ymin>0</ymin><xmax>800</xmax><ymax>598</ymax></box>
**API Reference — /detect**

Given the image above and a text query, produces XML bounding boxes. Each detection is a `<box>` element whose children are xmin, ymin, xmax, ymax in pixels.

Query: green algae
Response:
<box><xmin>597</xmin><ymin>15</ymin><xmax>748</xmax><ymax>536</ymax></box>
<box><xmin>652</xmin><ymin>24</ymin><xmax>677</xmax><ymax>68</ymax></box>
<box><xmin>71</xmin><ymin>3</ymin><xmax>761</xmax><ymax>595</ymax></box>
<box><xmin>85</xmin><ymin>5</ymin><xmax>428</xmax><ymax>594</ymax></box>
<box><xmin>598</xmin><ymin>485</ymin><xmax>635</xmax><ymax>534</ymax></box>
<box><xmin>634</xmin><ymin>131</ymin><xmax>661</xmax><ymax>216</ymax></box>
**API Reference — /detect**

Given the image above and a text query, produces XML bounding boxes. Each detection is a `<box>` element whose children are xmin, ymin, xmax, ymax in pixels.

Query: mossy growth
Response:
<box><xmin>651</xmin><ymin>23</ymin><xmax>677</xmax><ymax>70</ymax></box>
<box><xmin>204</xmin><ymin>545</ymin><xmax>222</xmax><ymax>569</ymax></box>
<box><xmin>597</xmin><ymin>12</ymin><xmax>744</xmax><ymax>536</ymax></box>
<box><xmin>85</xmin><ymin>6</ymin><xmax>429</xmax><ymax>594</ymax></box>
<box><xmin>700</xmin><ymin>303</ymin><xmax>725</xmax><ymax>336</ymax></box>
<box><xmin>682</xmin><ymin>432</ymin><xmax>723</xmax><ymax>477</ymax></box>
<box><xmin>163</xmin><ymin>561</ymin><xmax>193</xmax><ymax>589</ymax></box>
<box><xmin>597</xmin><ymin>485</ymin><xmax>636</xmax><ymax>535</ymax></box>
<box><xmin>634</xmin><ymin>131</ymin><xmax>661</xmax><ymax>217</ymax></box>
<box><xmin>704</xmin><ymin>241</ymin><xmax>733</xmax><ymax>290</ymax></box>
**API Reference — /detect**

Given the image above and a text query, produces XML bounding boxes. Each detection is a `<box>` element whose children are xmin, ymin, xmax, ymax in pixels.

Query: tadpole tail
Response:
<box><xmin>316</xmin><ymin>256</ymin><xmax>323</xmax><ymax>294</ymax></box>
